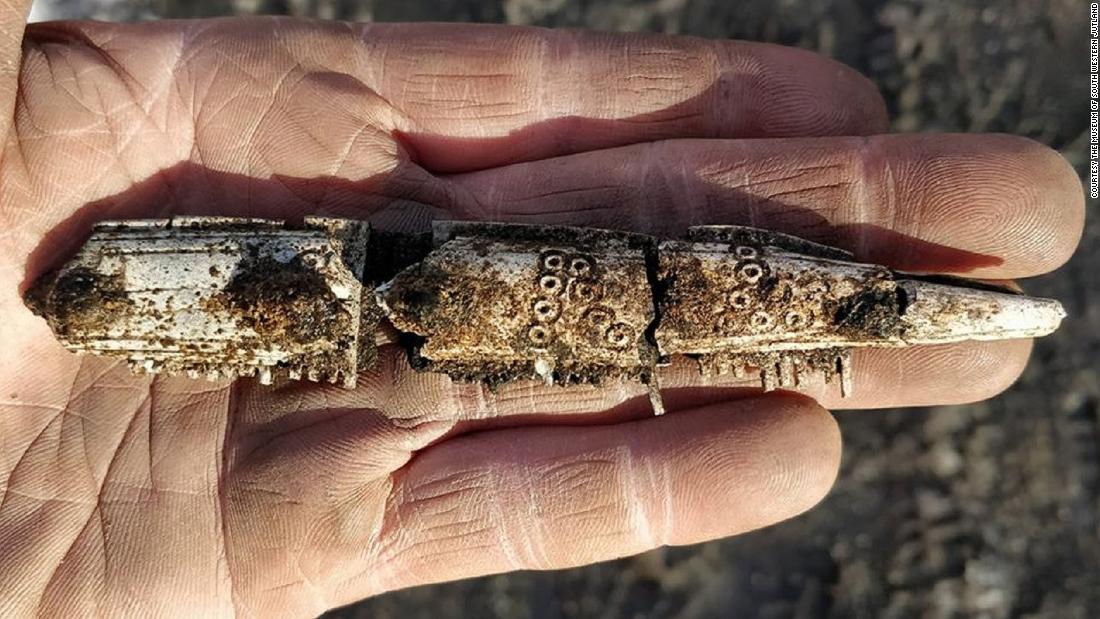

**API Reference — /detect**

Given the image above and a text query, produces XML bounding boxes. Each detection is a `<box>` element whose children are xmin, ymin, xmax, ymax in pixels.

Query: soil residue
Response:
<box><xmin>208</xmin><ymin>253</ymin><xmax>349</xmax><ymax>346</ymax></box>
<box><xmin>830</xmin><ymin>282</ymin><xmax>904</xmax><ymax>339</ymax></box>
<box><xmin>25</xmin><ymin>266</ymin><xmax>133</xmax><ymax>338</ymax></box>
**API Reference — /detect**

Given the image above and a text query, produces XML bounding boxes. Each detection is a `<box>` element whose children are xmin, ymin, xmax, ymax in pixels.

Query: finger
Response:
<box><xmin>664</xmin><ymin>338</ymin><xmax>1034</xmax><ymax>410</ymax></box>
<box><xmin>7</xmin><ymin>20</ymin><xmax>887</xmax><ymax>272</ymax></box>
<box><xmin>443</xmin><ymin>133</ymin><xmax>1085</xmax><ymax>278</ymax></box>
<box><xmin>357</xmin><ymin>23</ymin><xmax>887</xmax><ymax>171</ymax></box>
<box><xmin>455</xmin><ymin>339</ymin><xmax>1032</xmax><ymax>426</ymax></box>
<box><xmin>0</xmin><ymin>0</ymin><xmax>31</xmax><ymax>142</ymax></box>
<box><xmin>15</xmin><ymin>20</ymin><xmax>884</xmax><ymax>179</ymax></box>
<box><xmin>352</xmin><ymin>395</ymin><xmax>839</xmax><ymax>595</ymax></box>
<box><xmin>236</xmin><ymin>339</ymin><xmax>1031</xmax><ymax>433</ymax></box>
<box><xmin>220</xmin><ymin>405</ymin><xmax>452</xmax><ymax>618</ymax></box>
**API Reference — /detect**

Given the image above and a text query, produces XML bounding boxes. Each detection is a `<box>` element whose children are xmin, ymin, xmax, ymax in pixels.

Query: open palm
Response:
<box><xmin>0</xmin><ymin>8</ymin><xmax>1083</xmax><ymax>618</ymax></box>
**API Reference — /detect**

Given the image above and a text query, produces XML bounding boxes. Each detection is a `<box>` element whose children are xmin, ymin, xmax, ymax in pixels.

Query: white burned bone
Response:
<box><xmin>25</xmin><ymin>217</ymin><xmax>370</xmax><ymax>388</ymax></box>
<box><xmin>25</xmin><ymin>218</ymin><xmax>1065</xmax><ymax>412</ymax></box>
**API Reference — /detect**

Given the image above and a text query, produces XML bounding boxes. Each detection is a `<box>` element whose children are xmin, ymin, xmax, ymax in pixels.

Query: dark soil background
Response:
<box><xmin>31</xmin><ymin>0</ymin><xmax>1099</xmax><ymax>617</ymax></box>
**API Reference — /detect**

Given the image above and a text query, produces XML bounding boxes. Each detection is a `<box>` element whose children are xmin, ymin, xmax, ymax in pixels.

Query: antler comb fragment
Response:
<box><xmin>25</xmin><ymin>217</ymin><xmax>1065</xmax><ymax>413</ymax></box>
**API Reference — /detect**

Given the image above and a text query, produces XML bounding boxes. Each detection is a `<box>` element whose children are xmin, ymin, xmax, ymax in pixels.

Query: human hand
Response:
<box><xmin>0</xmin><ymin>8</ymin><xmax>1083</xmax><ymax>618</ymax></box>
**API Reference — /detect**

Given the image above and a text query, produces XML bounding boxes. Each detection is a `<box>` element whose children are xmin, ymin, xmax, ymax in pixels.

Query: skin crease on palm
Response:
<box><xmin>0</xmin><ymin>1</ymin><xmax>1084</xmax><ymax>616</ymax></box>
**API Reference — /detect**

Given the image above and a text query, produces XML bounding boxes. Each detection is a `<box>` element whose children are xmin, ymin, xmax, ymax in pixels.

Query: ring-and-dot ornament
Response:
<box><xmin>529</xmin><ymin>249</ymin><xmax>636</xmax><ymax>351</ymax></box>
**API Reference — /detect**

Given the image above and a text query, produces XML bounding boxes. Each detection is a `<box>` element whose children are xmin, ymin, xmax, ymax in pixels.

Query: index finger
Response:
<box><xmin>0</xmin><ymin>0</ymin><xmax>32</xmax><ymax>142</ymax></box>
<box><xmin>356</xmin><ymin>23</ymin><xmax>888</xmax><ymax>171</ymax></box>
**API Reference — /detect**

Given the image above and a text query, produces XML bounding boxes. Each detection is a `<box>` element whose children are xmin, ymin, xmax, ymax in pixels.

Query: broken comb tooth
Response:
<box><xmin>24</xmin><ymin>217</ymin><xmax>1065</xmax><ymax>412</ymax></box>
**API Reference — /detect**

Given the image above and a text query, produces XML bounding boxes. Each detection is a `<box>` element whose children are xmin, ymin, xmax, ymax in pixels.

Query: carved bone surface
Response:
<box><xmin>376</xmin><ymin>223</ymin><xmax>657</xmax><ymax>386</ymax></box>
<box><xmin>25</xmin><ymin>217</ymin><xmax>371</xmax><ymax>387</ymax></box>
<box><xmin>25</xmin><ymin>217</ymin><xmax>1066</xmax><ymax>412</ymax></box>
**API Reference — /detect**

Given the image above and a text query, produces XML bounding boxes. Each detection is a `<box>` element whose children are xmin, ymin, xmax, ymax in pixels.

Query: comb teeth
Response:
<box><xmin>116</xmin><ymin>359</ymin><xmax>356</xmax><ymax>390</ymax></box>
<box><xmin>700</xmin><ymin>349</ymin><xmax>853</xmax><ymax>396</ymax></box>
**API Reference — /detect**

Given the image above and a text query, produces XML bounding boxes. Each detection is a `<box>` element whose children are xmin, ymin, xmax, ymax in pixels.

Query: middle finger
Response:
<box><xmin>441</xmin><ymin>133</ymin><xmax>1083</xmax><ymax>279</ymax></box>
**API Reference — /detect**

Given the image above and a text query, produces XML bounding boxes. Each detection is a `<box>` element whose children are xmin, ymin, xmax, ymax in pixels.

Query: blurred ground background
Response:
<box><xmin>29</xmin><ymin>0</ymin><xmax>1098</xmax><ymax>617</ymax></box>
